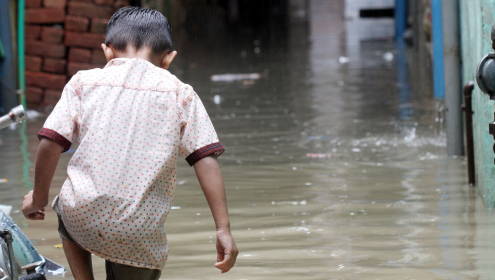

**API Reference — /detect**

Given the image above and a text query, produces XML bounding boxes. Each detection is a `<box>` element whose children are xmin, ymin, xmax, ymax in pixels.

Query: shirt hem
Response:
<box><xmin>60</xmin><ymin>209</ymin><xmax>164</xmax><ymax>271</ymax></box>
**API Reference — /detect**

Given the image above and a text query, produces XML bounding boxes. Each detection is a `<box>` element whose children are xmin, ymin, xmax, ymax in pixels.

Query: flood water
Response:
<box><xmin>2</xmin><ymin>0</ymin><xmax>495</xmax><ymax>279</ymax></box>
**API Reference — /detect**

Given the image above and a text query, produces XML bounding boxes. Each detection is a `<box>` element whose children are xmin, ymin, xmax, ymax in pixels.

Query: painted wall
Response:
<box><xmin>460</xmin><ymin>0</ymin><xmax>495</xmax><ymax>206</ymax></box>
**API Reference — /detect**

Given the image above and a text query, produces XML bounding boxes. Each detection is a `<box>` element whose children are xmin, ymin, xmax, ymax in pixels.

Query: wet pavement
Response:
<box><xmin>2</xmin><ymin>0</ymin><xmax>495</xmax><ymax>279</ymax></box>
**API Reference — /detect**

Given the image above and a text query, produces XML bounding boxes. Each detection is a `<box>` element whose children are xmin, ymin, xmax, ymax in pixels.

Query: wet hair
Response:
<box><xmin>105</xmin><ymin>7</ymin><xmax>172</xmax><ymax>54</ymax></box>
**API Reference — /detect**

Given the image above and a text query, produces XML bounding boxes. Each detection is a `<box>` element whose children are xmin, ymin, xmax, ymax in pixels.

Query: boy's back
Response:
<box><xmin>38</xmin><ymin>58</ymin><xmax>224</xmax><ymax>269</ymax></box>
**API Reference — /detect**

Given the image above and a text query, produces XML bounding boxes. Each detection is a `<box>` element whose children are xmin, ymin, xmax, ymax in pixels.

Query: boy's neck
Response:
<box><xmin>114</xmin><ymin>46</ymin><xmax>163</xmax><ymax>67</ymax></box>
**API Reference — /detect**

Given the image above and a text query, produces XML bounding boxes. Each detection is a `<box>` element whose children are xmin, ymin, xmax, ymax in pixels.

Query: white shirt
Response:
<box><xmin>38</xmin><ymin>58</ymin><xmax>224</xmax><ymax>270</ymax></box>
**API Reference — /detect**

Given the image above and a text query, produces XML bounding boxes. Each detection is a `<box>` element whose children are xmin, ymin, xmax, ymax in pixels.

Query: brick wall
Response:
<box><xmin>25</xmin><ymin>0</ymin><xmax>129</xmax><ymax>108</ymax></box>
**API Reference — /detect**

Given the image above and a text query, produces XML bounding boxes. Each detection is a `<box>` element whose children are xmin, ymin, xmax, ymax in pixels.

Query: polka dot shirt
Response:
<box><xmin>38</xmin><ymin>58</ymin><xmax>225</xmax><ymax>270</ymax></box>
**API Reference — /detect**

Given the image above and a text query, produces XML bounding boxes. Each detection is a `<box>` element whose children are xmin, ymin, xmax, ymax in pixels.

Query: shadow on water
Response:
<box><xmin>2</xmin><ymin>0</ymin><xmax>495</xmax><ymax>279</ymax></box>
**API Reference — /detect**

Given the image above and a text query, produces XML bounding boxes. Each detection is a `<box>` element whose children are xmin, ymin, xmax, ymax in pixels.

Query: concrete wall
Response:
<box><xmin>460</xmin><ymin>0</ymin><xmax>495</xmax><ymax>206</ymax></box>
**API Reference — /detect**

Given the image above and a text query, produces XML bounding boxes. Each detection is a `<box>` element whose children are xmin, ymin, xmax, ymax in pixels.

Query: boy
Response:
<box><xmin>21</xmin><ymin>7</ymin><xmax>238</xmax><ymax>280</ymax></box>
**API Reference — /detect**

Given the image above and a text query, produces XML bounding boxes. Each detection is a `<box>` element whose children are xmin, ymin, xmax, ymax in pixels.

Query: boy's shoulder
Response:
<box><xmin>72</xmin><ymin>58</ymin><xmax>193</xmax><ymax>98</ymax></box>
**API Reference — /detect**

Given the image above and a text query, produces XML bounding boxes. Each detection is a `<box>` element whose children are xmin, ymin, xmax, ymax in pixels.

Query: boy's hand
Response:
<box><xmin>22</xmin><ymin>190</ymin><xmax>46</xmax><ymax>220</ymax></box>
<box><xmin>214</xmin><ymin>229</ymin><xmax>238</xmax><ymax>273</ymax></box>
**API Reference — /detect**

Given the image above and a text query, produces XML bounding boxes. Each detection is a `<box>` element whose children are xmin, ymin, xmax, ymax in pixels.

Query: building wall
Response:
<box><xmin>460</xmin><ymin>0</ymin><xmax>495</xmax><ymax>206</ymax></box>
<box><xmin>23</xmin><ymin>0</ymin><xmax>131</xmax><ymax>108</ymax></box>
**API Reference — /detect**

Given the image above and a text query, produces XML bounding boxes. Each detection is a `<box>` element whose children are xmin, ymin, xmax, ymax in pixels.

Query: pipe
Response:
<box><xmin>18</xmin><ymin>0</ymin><xmax>26</xmax><ymax>108</ymax></box>
<box><xmin>395</xmin><ymin>0</ymin><xmax>407</xmax><ymax>41</ymax></box>
<box><xmin>442</xmin><ymin>0</ymin><xmax>463</xmax><ymax>156</ymax></box>
<box><xmin>431</xmin><ymin>0</ymin><xmax>445</xmax><ymax>100</ymax></box>
<box><xmin>463</xmin><ymin>81</ymin><xmax>475</xmax><ymax>186</ymax></box>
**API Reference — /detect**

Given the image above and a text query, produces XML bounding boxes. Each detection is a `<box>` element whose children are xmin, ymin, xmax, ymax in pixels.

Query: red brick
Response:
<box><xmin>68</xmin><ymin>47</ymin><xmax>91</xmax><ymax>63</ymax></box>
<box><xmin>25</xmin><ymin>40</ymin><xmax>66</xmax><ymax>58</ymax></box>
<box><xmin>68</xmin><ymin>2</ymin><xmax>115</xmax><ymax>19</ymax></box>
<box><xmin>26</xmin><ymin>0</ymin><xmax>42</xmax><ymax>8</ymax></box>
<box><xmin>90</xmin><ymin>18</ymin><xmax>108</xmax><ymax>34</ymax></box>
<box><xmin>43</xmin><ymin>58</ymin><xmax>67</xmax><ymax>74</ymax></box>
<box><xmin>43</xmin><ymin>0</ymin><xmax>66</xmax><ymax>8</ymax></box>
<box><xmin>44</xmin><ymin>89</ymin><xmax>63</xmax><ymax>104</ymax></box>
<box><xmin>25</xmin><ymin>8</ymin><xmax>65</xmax><ymax>24</ymax></box>
<box><xmin>65</xmin><ymin>32</ymin><xmax>106</xmax><ymax>49</ymax></box>
<box><xmin>65</xmin><ymin>15</ymin><xmax>89</xmax><ymax>32</ymax></box>
<box><xmin>25</xmin><ymin>25</ymin><xmax>42</xmax><ymax>40</ymax></box>
<box><xmin>40</xmin><ymin>27</ymin><xmax>64</xmax><ymax>44</ymax></box>
<box><xmin>94</xmin><ymin>0</ymin><xmax>115</xmax><ymax>5</ymax></box>
<box><xmin>114</xmin><ymin>0</ymin><xmax>129</xmax><ymax>8</ymax></box>
<box><xmin>26</xmin><ymin>71</ymin><xmax>67</xmax><ymax>90</ymax></box>
<box><xmin>25</xmin><ymin>86</ymin><xmax>44</xmax><ymax>103</ymax></box>
<box><xmin>91</xmin><ymin>49</ymin><xmax>107</xmax><ymax>64</ymax></box>
<box><xmin>25</xmin><ymin>55</ymin><xmax>43</xmax><ymax>72</ymax></box>
<box><xmin>67</xmin><ymin>62</ymin><xmax>104</xmax><ymax>76</ymax></box>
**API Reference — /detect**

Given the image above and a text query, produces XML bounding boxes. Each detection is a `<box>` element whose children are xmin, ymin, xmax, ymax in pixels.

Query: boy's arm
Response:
<box><xmin>22</xmin><ymin>138</ymin><xmax>63</xmax><ymax>220</ymax></box>
<box><xmin>193</xmin><ymin>155</ymin><xmax>238</xmax><ymax>273</ymax></box>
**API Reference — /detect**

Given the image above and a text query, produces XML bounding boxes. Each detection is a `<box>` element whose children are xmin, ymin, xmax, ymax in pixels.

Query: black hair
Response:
<box><xmin>105</xmin><ymin>7</ymin><xmax>172</xmax><ymax>54</ymax></box>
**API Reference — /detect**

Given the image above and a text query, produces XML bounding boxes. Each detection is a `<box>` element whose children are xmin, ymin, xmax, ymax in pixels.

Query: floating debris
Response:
<box><xmin>306</xmin><ymin>153</ymin><xmax>332</xmax><ymax>158</ymax></box>
<box><xmin>338</xmin><ymin>56</ymin><xmax>350</xmax><ymax>64</ymax></box>
<box><xmin>272</xmin><ymin>200</ymin><xmax>307</xmax><ymax>206</ymax></box>
<box><xmin>26</xmin><ymin>110</ymin><xmax>43</xmax><ymax>119</ymax></box>
<box><xmin>211</xmin><ymin>73</ymin><xmax>263</xmax><ymax>82</ymax></box>
<box><xmin>213</xmin><ymin>95</ymin><xmax>221</xmax><ymax>104</ymax></box>
<box><xmin>383</xmin><ymin>52</ymin><xmax>394</xmax><ymax>62</ymax></box>
<box><xmin>54</xmin><ymin>244</ymin><xmax>63</xmax><ymax>249</ymax></box>
<box><xmin>307</xmin><ymin>135</ymin><xmax>329</xmax><ymax>140</ymax></box>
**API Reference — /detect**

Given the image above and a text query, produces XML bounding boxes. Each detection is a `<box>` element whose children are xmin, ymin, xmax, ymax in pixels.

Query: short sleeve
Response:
<box><xmin>38</xmin><ymin>73</ymin><xmax>81</xmax><ymax>152</ymax></box>
<box><xmin>179</xmin><ymin>86</ymin><xmax>224</xmax><ymax>166</ymax></box>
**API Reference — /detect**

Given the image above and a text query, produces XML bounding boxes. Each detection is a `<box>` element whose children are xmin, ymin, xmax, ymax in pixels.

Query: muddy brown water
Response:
<box><xmin>2</xmin><ymin>1</ymin><xmax>495</xmax><ymax>279</ymax></box>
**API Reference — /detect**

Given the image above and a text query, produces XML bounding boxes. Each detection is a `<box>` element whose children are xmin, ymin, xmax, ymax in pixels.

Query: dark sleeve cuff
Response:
<box><xmin>185</xmin><ymin>142</ymin><xmax>225</xmax><ymax>166</ymax></box>
<box><xmin>38</xmin><ymin>128</ymin><xmax>72</xmax><ymax>153</ymax></box>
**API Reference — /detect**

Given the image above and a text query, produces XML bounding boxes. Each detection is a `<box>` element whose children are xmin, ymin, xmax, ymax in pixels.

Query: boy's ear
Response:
<box><xmin>101</xmin><ymin>43</ymin><xmax>115</xmax><ymax>62</ymax></box>
<box><xmin>161</xmin><ymin>50</ymin><xmax>177</xmax><ymax>70</ymax></box>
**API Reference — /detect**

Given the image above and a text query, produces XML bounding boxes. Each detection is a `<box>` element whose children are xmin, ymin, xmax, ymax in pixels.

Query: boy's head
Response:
<box><xmin>106</xmin><ymin>7</ymin><xmax>172</xmax><ymax>54</ymax></box>
<box><xmin>102</xmin><ymin>7</ymin><xmax>176</xmax><ymax>69</ymax></box>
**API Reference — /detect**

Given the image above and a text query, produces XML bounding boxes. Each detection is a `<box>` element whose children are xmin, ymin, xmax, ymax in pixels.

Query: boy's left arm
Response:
<box><xmin>22</xmin><ymin>138</ymin><xmax>63</xmax><ymax>220</ymax></box>
<box><xmin>194</xmin><ymin>155</ymin><xmax>239</xmax><ymax>273</ymax></box>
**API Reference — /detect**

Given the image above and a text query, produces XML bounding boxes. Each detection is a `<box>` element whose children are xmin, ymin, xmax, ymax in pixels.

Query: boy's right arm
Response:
<box><xmin>194</xmin><ymin>155</ymin><xmax>238</xmax><ymax>273</ymax></box>
<box><xmin>22</xmin><ymin>138</ymin><xmax>63</xmax><ymax>220</ymax></box>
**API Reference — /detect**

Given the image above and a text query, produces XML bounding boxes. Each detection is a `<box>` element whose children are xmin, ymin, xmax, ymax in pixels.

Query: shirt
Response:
<box><xmin>38</xmin><ymin>58</ymin><xmax>225</xmax><ymax>270</ymax></box>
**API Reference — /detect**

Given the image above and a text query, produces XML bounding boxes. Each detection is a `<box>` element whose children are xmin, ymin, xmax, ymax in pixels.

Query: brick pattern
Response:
<box><xmin>25</xmin><ymin>8</ymin><xmax>65</xmax><ymax>24</ymax></box>
<box><xmin>65</xmin><ymin>15</ymin><xmax>89</xmax><ymax>32</ymax></box>
<box><xmin>41</xmin><ymin>27</ymin><xmax>64</xmax><ymax>44</ymax></box>
<box><xmin>25</xmin><ymin>0</ymin><xmax>127</xmax><ymax>107</ymax></box>
<box><xmin>25</xmin><ymin>56</ymin><xmax>43</xmax><ymax>72</ymax></box>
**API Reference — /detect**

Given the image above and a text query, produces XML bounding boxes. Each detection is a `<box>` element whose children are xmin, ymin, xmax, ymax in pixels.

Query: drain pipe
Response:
<box><xmin>463</xmin><ymin>81</ymin><xmax>475</xmax><ymax>186</ymax></box>
<box><xmin>431</xmin><ymin>0</ymin><xmax>445</xmax><ymax>100</ymax></box>
<box><xmin>18</xmin><ymin>0</ymin><xmax>26</xmax><ymax>108</ymax></box>
<box><xmin>442</xmin><ymin>0</ymin><xmax>463</xmax><ymax>156</ymax></box>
